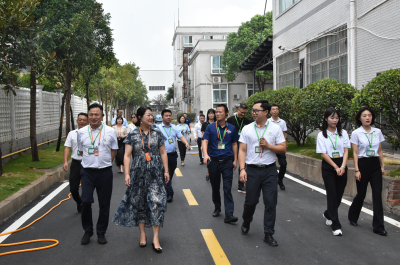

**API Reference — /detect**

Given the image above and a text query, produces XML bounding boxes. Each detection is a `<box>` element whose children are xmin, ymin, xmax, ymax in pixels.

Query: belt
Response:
<box><xmin>210</xmin><ymin>156</ymin><xmax>233</xmax><ymax>163</ymax></box>
<box><xmin>167</xmin><ymin>152</ymin><xmax>177</xmax><ymax>156</ymax></box>
<box><xmin>247</xmin><ymin>163</ymin><xmax>275</xmax><ymax>169</ymax></box>
<box><xmin>84</xmin><ymin>166</ymin><xmax>112</xmax><ymax>171</ymax></box>
<box><xmin>72</xmin><ymin>158</ymin><xmax>82</xmax><ymax>162</ymax></box>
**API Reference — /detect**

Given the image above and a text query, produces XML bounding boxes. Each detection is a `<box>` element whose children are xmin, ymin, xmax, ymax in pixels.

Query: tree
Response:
<box><xmin>222</xmin><ymin>13</ymin><xmax>273</xmax><ymax>91</ymax></box>
<box><xmin>152</xmin><ymin>94</ymin><xmax>168</xmax><ymax>112</ymax></box>
<box><xmin>165</xmin><ymin>84</ymin><xmax>174</xmax><ymax>101</ymax></box>
<box><xmin>351</xmin><ymin>69</ymin><xmax>400</xmax><ymax>150</ymax></box>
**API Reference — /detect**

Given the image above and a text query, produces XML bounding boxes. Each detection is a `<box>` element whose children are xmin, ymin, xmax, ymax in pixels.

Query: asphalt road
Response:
<box><xmin>1</xmin><ymin>152</ymin><xmax>399</xmax><ymax>264</ymax></box>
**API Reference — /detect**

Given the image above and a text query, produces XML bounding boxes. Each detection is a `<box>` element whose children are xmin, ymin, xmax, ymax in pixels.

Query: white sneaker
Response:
<box><xmin>332</xmin><ymin>229</ymin><xmax>343</xmax><ymax>236</ymax></box>
<box><xmin>323</xmin><ymin>214</ymin><xmax>332</xmax><ymax>226</ymax></box>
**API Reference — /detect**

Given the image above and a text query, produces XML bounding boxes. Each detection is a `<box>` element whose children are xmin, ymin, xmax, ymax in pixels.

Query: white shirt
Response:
<box><xmin>193</xmin><ymin>122</ymin><xmax>203</xmax><ymax>139</ymax></box>
<box><xmin>64</xmin><ymin>129</ymin><xmax>82</xmax><ymax>160</ymax></box>
<box><xmin>316</xmin><ymin>129</ymin><xmax>350</xmax><ymax>158</ymax></box>
<box><xmin>77</xmin><ymin>123</ymin><xmax>118</xmax><ymax>168</ymax></box>
<box><xmin>350</xmin><ymin>127</ymin><xmax>385</xmax><ymax>158</ymax></box>
<box><xmin>268</xmin><ymin>117</ymin><xmax>287</xmax><ymax>132</ymax></box>
<box><xmin>239</xmin><ymin>121</ymin><xmax>286</xmax><ymax>165</ymax></box>
<box><xmin>113</xmin><ymin>125</ymin><xmax>129</xmax><ymax>138</ymax></box>
<box><xmin>127</xmin><ymin>123</ymin><xmax>136</xmax><ymax>133</ymax></box>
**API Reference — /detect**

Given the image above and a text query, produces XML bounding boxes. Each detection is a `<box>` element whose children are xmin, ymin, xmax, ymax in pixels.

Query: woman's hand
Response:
<box><xmin>339</xmin><ymin>167</ymin><xmax>346</xmax><ymax>176</ymax></box>
<box><xmin>164</xmin><ymin>172</ymin><xmax>170</xmax><ymax>183</ymax></box>
<box><xmin>382</xmin><ymin>167</ymin><xmax>385</xmax><ymax>176</ymax></box>
<box><xmin>125</xmin><ymin>174</ymin><xmax>131</xmax><ymax>187</ymax></box>
<box><xmin>355</xmin><ymin>171</ymin><xmax>361</xmax><ymax>181</ymax></box>
<box><xmin>335</xmin><ymin>167</ymin><xmax>341</xmax><ymax>176</ymax></box>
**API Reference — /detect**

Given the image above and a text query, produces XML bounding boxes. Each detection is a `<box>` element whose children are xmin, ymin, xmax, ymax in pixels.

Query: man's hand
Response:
<box><xmin>164</xmin><ymin>172</ymin><xmax>170</xmax><ymax>183</ymax></box>
<box><xmin>233</xmin><ymin>160</ymin><xmax>237</xmax><ymax>171</ymax></box>
<box><xmin>63</xmin><ymin>162</ymin><xmax>69</xmax><ymax>172</ymax></box>
<box><xmin>195</xmin><ymin>138</ymin><xmax>198</xmax><ymax>142</ymax></box>
<box><xmin>259</xmin><ymin>137</ymin><xmax>270</xmax><ymax>149</ymax></box>
<box><xmin>185</xmin><ymin>143</ymin><xmax>191</xmax><ymax>150</ymax></box>
<box><xmin>203</xmin><ymin>154</ymin><xmax>210</xmax><ymax>165</ymax></box>
<box><xmin>240</xmin><ymin>169</ymin><xmax>247</xmax><ymax>183</ymax></box>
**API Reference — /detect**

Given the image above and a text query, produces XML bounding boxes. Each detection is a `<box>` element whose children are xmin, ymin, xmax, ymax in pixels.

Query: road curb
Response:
<box><xmin>0</xmin><ymin>161</ymin><xmax>71</xmax><ymax>224</ymax></box>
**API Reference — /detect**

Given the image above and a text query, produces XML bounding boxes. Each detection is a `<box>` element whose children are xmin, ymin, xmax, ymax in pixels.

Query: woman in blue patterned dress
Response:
<box><xmin>113</xmin><ymin>106</ymin><xmax>170</xmax><ymax>253</ymax></box>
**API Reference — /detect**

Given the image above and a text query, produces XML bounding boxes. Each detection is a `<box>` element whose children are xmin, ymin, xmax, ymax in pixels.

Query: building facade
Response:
<box><xmin>172</xmin><ymin>26</ymin><xmax>271</xmax><ymax>114</ymax></box>
<box><xmin>272</xmin><ymin>0</ymin><xmax>400</xmax><ymax>90</ymax></box>
<box><xmin>139</xmin><ymin>70</ymin><xmax>174</xmax><ymax>112</ymax></box>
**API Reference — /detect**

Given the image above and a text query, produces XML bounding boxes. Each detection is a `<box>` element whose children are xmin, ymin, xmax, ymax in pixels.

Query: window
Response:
<box><xmin>184</xmin><ymin>36</ymin><xmax>192</xmax><ymax>47</ymax></box>
<box><xmin>223</xmin><ymin>35</ymin><xmax>228</xmax><ymax>40</ymax></box>
<box><xmin>279</xmin><ymin>0</ymin><xmax>299</xmax><ymax>14</ymax></box>
<box><xmin>211</xmin><ymin>56</ymin><xmax>226</xmax><ymax>74</ymax></box>
<box><xmin>307</xmin><ymin>27</ymin><xmax>348</xmax><ymax>84</ymax></box>
<box><xmin>276</xmin><ymin>52</ymin><xmax>300</xmax><ymax>89</ymax></box>
<box><xmin>247</xmin><ymin>84</ymin><xmax>259</xmax><ymax>98</ymax></box>
<box><xmin>149</xmin><ymin>86</ymin><xmax>165</xmax><ymax>91</ymax></box>
<box><xmin>213</xmin><ymin>84</ymin><xmax>228</xmax><ymax>108</ymax></box>
<box><xmin>204</xmin><ymin>36</ymin><xmax>213</xmax><ymax>40</ymax></box>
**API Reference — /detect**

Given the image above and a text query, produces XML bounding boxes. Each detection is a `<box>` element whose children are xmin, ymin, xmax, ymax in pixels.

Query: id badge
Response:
<box><xmin>332</xmin><ymin>152</ymin><xmax>340</xmax><ymax>158</ymax></box>
<box><xmin>168</xmin><ymin>138</ymin><xmax>174</xmax><ymax>144</ymax></box>
<box><xmin>181</xmin><ymin>131</ymin><xmax>184</xmax><ymax>135</ymax></box>
<box><xmin>94</xmin><ymin>146</ymin><xmax>99</xmax><ymax>156</ymax></box>
<box><xmin>238</xmin><ymin>130</ymin><xmax>241</xmax><ymax>136</ymax></box>
<box><xmin>88</xmin><ymin>147</ymin><xmax>94</xmax><ymax>155</ymax></box>
<box><xmin>77</xmin><ymin>150</ymin><xmax>81</xmax><ymax>156</ymax></box>
<box><xmin>255</xmin><ymin>146</ymin><xmax>261</xmax><ymax>153</ymax></box>
<box><xmin>218</xmin><ymin>141</ymin><xmax>225</xmax><ymax>150</ymax></box>
<box><xmin>145</xmin><ymin>152</ymin><xmax>151</xmax><ymax>161</ymax></box>
<box><xmin>366</xmin><ymin>149</ymin><xmax>375</xmax><ymax>157</ymax></box>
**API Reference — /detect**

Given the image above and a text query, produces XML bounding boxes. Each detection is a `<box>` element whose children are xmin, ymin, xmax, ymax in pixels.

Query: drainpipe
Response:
<box><xmin>350</xmin><ymin>0</ymin><xmax>356</xmax><ymax>87</ymax></box>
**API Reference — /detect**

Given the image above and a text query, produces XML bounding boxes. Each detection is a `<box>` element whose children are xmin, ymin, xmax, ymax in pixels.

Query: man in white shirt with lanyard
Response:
<box><xmin>77</xmin><ymin>103</ymin><xmax>118</xmax><ymax>245</ymax></box>
<box><xmin>194</xmin><ymin>114</ymin><xmax>206</xmax><ymax>165</ymax></box>
<box><xmin>238</xmin><ymin>100</ymin><xmax>286</xmax><ymax>246</ymax></box>
<box><xmin>269</xmin><ymin>104</ymin><xmax>288</xmax><ymax>190</ymax></box>
<box><xmin>63</xmin><ymin>112</ymin><xmax>89</xmax><ymax>213</ymax></box>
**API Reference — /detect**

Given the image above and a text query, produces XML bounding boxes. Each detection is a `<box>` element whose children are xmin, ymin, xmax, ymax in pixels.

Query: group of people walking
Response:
<box><xmin>62</xmin><ymin>101</ymin><xmax>388</xmax><ymax>253</ymax></box>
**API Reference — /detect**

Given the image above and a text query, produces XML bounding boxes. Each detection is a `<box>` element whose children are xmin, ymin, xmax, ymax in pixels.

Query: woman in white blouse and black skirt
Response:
<box><xmin>348</xmin><ymin>106</ymin><xmax>387</xmax><ymax>236</ymax></box>
<box><xmin>316</xmin><ymin>108</ymin><xmax>350</xmax><ymax>236</ymax></box>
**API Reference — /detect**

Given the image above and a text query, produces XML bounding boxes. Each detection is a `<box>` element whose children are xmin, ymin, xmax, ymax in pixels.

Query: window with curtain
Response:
<box><xmin>276</xmin><ymin>52</ymin><xmax>300</xmax><ymax>89</ymax></box>
<box><xmin>184</xmin><ymin>36</ymin><xmax>193</xmax><ymax>47</ymax></box>
<box><xmin>213</xmin><ymin>84</ymin><xmax>228</xmax><ymax>108</ymax></box>
<box><xmin>279</xmin><ymin>0</ymin><xmax>299</xmax><ymax>14</ymax></box>
<box><xmin>247</xmin><ymin>84</ymin><xmax>260</xmax><ymax>97</ymax></box>
<box><xmin>211</xmin><ymin>56</ymin><xmax>226</xmax><ymax>74</ymax></box>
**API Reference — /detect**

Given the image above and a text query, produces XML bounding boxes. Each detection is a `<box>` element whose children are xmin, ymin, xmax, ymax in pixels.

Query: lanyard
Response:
<box><xmin>328</xmin><ymin>134</ymin><xmax>338</xmax><ymax>150</ymax></box>
<box><xmin>235</xmin><ymin>115</ymin><xmax>244</xmax><ymax>131</ymax></box>
<box><xmin>88</xmin><ymin>124</ymin><xmax>103</xmax><ymax>146</ymax></box>
<box><xmin>139</xmin><ymin>127</ymin><xmax>150</xmax><ymax>150</ymax></box>
<box><xmin>180</xmin><ymin>124</ymin><xmax>186</xmax><ymax>131</ymax></box>
<box><xmin>163</xmin><ymin>126</ymin><xmax>172</xmax><ymax>137</ymax></box>
<box><xmin>216</xmin><ymin>122</ymin><xmax>228</xmax><ymax>142</ymax></box>
<box><xmin>364</xmin><ymin>133</ymin><xmax>373</xmax><ymax>148</ymax></box>
<box><xmin>254</xmin><ymin>122</ymin><xmax>269</xmax><ymax>158</ymax></box>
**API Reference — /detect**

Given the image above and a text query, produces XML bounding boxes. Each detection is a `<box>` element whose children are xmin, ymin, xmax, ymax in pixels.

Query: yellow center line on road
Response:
<box><xmin>175</xmin><ymin>168</ymin><xmax>183</xmax><ymax>177</ymax></box>
<box><xmin>182</xmin><ymin>189</ymin><xmax>198</xmax><ymax>205</ymax></box>
<box><xmin>200</xmin><ymin>229</ymin><xmax>231</xmax><ymax>265</ymax></box>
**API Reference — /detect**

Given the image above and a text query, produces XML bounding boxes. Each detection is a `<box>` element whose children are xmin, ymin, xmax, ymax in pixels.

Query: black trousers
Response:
<box><xmin>321</xmin><ymin>158</ymin><xmax>347</xmax><ymax>230</ymax></box>
<box><xmin>197</xmin><ymin>138</ymin><xmax>203</xmax><ymax>161</ymax></box>
<box><xmin>236</xmin><ymin>141</ymin><xmax>245</xmax><ymax>188</ymax></box>
<box><xmin>242</xmin><ymin>165</ymin><xmax>278</xmax><ymax>235</ymax></box>
<box><xmin>208</xmin><ymin>159</ymin><xmax>234</xmax><ymax>216</ymax></box>
<box><xmin>165</xmin><ymin>152</ymin><xmax>178</xmax><ymax>197</ymax></box>
<box><xmin>80</xmin><ymin>167</ymin><xmax>113</xmax><ymax>234</ymax></box>
<box><xmin>70</xmin><ymin>159</ymin><xmax>83</xmax><ymax>205</ymax></box>
<box><xmin>276</xmin><ymin>153</ymin><xmax>287</xmax><ymax>181</ymax></box>
<box><xmin>178</xmin><ymin>141</ymin><xmax>187</xmax><ymax>161</ymax></box>
<box><xmin>348</xmin><ymin>157</ymin><xmax>385</xmax><ymax>232</ymax></box>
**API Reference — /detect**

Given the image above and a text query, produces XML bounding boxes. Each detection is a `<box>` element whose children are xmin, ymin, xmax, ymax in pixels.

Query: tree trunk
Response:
<box><xmin>105</xmin><ymin>92</ymin><xmax>108</xmax><ymax>125</ymax></box>
<box><xmin>30</xmin><ymin>70</ymin><xmax>39</xmax><ymax>162</ymax></box>
<box><xmin>109</xmin><ymin>92</ymin><xmax>114</xmax><ymax>125</ymax></box>
<box><xmin>70</xmin><ymin>105</ymin><xmax>75</xmax><ymax>130</ymax></box>
<box><xmin>86</xmin><ymin>81</ymin><xmax>90</xmax><ymax>110</ymax></box>
<box><xmin>56</xmin><ymin>92</ymin><xmax>67</xmax><ymax>152</ymax></box>
<box><xmin>65</xmin><ymin>62</ymin><xmax>72</xmax><ymax>136</ymax></box>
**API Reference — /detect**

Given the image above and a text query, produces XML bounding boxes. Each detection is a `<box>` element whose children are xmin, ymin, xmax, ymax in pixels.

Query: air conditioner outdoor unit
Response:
<box><xmin>213</xmin><ymin>76</ymin><xmax>221</xmax><ymax>83</ymax></box>
<box><xmin>233</xmin><ymin>94</ymin><xmax>240</xmax><ymax>100</ymax></box>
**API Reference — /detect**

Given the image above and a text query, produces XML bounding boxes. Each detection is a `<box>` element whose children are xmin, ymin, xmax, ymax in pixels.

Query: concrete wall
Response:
<box><xmin>139</xmin><ymin>70</ymin><xmax>174</xmax><ymax>101</ymax></box>
<box><xmin>285</xmin><ymin>152</ymin><xmax>400</xmax><ymax>213</ymax></box>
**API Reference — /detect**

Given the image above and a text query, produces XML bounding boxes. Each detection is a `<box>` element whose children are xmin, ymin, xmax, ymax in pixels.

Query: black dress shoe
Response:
<box><xmin>212</xmin><ymin>208</ymin><xmax>221</xmax><ymax>217</ymax></box>
<box><xmin>139</xmin><ymin>236</ymin><xmax>147</xmax><ymax>247</ymax></box>
<box><xmin>224</xmin><ymin>215</ymin><xmax>238</xmax><ymax>223</ymax></box>
<box><xmin>241</xmin><ymin>222</ymin><xmax>250</xmax><ymax>235</ymax></box>
<box><xmin>278</xmin><ymin>180</ymin><xmax>285</xmax><ymax>190</ymax></box>
<box><xmin>349</xmin><ymin>221</ymin><xmax>358</xmax><ymax>226</ymax></box>
<box><xmin>81</xmin><ymin>231</ymin><xmax>93</xmax><ymax>245</ymax></box>
<box><xmin>373</xmin><ymin>230</ymin><xmax>388</xmax><ymax>236</ymax></box>
<box><xmin>167</xmin><ymin>196</ymin><xmax>173</xmax><ymax>203</ymax></box>
<box><xmin>152</xmin><ymin>243</ymin><xmax>163</xmax><ymax>253</ymax></box>
<box><xmin>77</xmin><ymin>203</ymin><xmax>82</xmax><ymax>213</ymax></box>
<box><xmin>264</xmin><ymin>233</ymin><xmax>278</xmax><ymax>246</ymax></box>
<box><xmin>97</xmin><ymin>233</ymin><xmax>108</xmax><ymax>244</ymax></box>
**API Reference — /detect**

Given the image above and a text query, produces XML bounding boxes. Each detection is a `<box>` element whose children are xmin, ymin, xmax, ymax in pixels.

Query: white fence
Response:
<box><xmin>0</xmin><ymin>87</ymin><xmax>87</xmax><ymax>143</ymax></box>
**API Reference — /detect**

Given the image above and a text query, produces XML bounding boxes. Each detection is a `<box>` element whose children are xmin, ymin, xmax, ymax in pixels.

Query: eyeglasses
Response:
<box><xmin>251</xmin><ymin>109</ymin><xmax>265</xmax><ymax>114</ymax></box>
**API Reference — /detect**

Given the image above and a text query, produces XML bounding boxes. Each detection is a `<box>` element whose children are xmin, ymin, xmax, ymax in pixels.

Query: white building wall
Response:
<box><xmin>139</xmin><ymin>70</ymin><xmax>174</xmax><ymax>101</ymax></box>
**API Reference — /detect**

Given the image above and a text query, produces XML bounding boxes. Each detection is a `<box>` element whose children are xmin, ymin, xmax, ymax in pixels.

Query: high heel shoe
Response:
<box><xmin>152</xmin><ymin>243</ymin><xmax>162</xmax><ymax>253</ymax></box>
<box><xmin>139</xmin><ymin>236</ymin><xmax>147</xmax><ymax>248</ymax></box>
